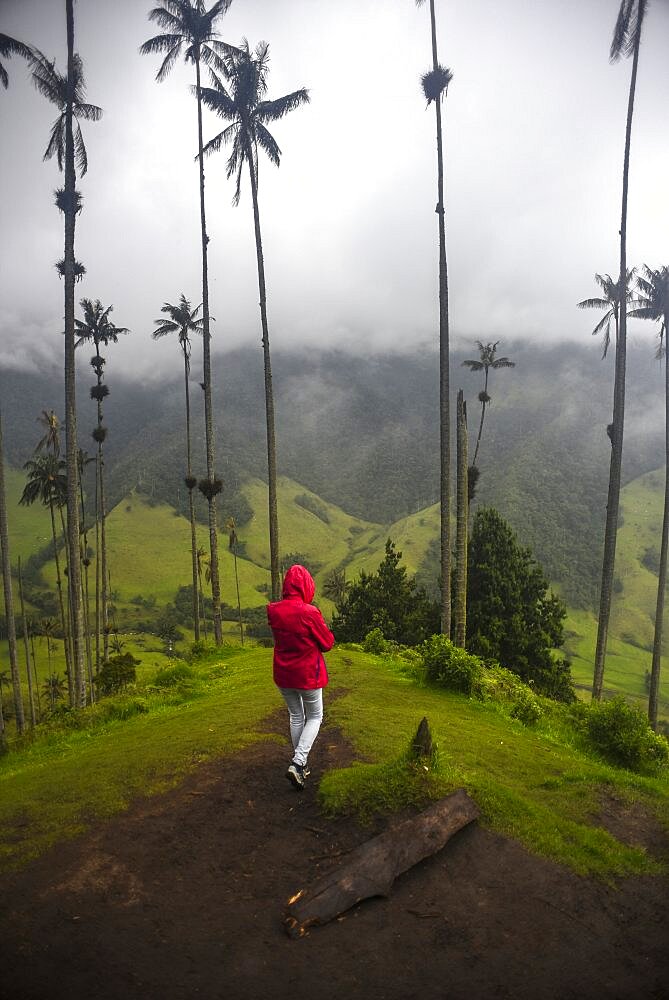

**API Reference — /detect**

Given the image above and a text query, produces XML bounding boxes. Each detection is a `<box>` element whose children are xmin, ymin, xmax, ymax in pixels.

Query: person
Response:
<box><xmin>267</xmin><ymin>564</ymin><xmax>335</xmax><ymax>790</ymax></box>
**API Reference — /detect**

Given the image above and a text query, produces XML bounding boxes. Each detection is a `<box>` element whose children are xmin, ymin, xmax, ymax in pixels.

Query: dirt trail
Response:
<box><xmin>1</xmin><ymin>709</ymin><xmax>668</xmax><ymax>1000</ymax></box>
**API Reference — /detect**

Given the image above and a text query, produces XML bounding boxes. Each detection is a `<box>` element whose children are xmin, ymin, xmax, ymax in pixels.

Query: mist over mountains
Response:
<box><xmin>1</xmin><ymin>340</ymin><xmax>664</xmax><ymax>608</ymax></box>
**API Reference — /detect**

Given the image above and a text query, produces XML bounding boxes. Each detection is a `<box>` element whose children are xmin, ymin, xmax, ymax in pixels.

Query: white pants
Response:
<box><xmin>278</xmin><ymin>687</ymin><xmax>324</xmax><ymax>767</ymax></box>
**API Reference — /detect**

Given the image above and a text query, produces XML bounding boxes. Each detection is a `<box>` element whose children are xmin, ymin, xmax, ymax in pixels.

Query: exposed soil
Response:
<box><xmin>2</xmin><ymin>705</ymin><xmax>668</xmax><ymax>1000</ymax></box>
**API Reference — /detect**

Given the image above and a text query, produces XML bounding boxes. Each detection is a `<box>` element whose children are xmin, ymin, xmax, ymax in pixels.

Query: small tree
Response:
<box><xmin>467</xmin><ymin>508</ymin><xmax>574</xmax><ymax>701</ymax></box>
<box><xmin>333</xmin><ymin>540</ymin><xmax>439</xmax><ymax>646</ymax></box>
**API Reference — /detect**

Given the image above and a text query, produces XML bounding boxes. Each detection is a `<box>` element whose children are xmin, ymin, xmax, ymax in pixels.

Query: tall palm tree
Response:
<box><xmin>630</xmin><ymin>265</ymin><xmax>669</xmax><ymax>729</ymax></box>
<box><xmin>20</xmin><ymin>453</ymin><xmax>73</xmax><ymax>703</ymax></box>
<box><xmin>454</xmin><ymin>390</ymin><xmax>468</xmax><ymax>647</ymax></box>
<box><xmin>577</xmin><ymin>271</ymin><xmax>637</xmax><ymax>360</ymax></box>
<box><xmin>152</xmin><ymin>294</ymin><xmax>204</xmax><ymax>639</ymax></box>
<box><xmin>200</xmin><ymin>40</ymin><xmax>309</xmax><ymax>600</ymax></box>
<box><xmin>415</xmin><ymin>0</ymin><xmax>453</xmax><ymax>635</ymax></box>
<box><xmin>141</xmin><ymin>0</ymin><xmax>234</xmax><ymax>644</ymax></box>
<box><xmin>77</xmin><ymin>448</ymin><xmax>95</xmax><ymax>694</ymax></box>
<box><xmin>0</xmin><ymin>410</ymin><xmax>25</xmax><ymax>733</ymax></box>
<box><xmin>31</xmin><ymin>6</ymin><xmax>102</xmax><ymax>708</ymax></box>
<box><xmin>461</xmin><ymin>341</ymin><xmax>515</xmax><ymax>469</ymax></box>
<box><xmin>0</xmin><ymin>33</ymin><xmax>33</xmax><ymax>89</ymax></box>
<box><xmin>591</xmin><ymin>0</ymin><xmax>649</xmax><ymax>701</ymax></box>
<box><xmin>75</xmin><ymin>298</ymin><xmax>128</xmax><ymax>664</ymax></box>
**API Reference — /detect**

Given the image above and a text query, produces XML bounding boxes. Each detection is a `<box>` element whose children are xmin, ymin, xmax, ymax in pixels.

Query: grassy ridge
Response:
<box><xmin>1</xmin><ymin>646</ymin><xmax>667</xmax><ymax>878</ymax></box>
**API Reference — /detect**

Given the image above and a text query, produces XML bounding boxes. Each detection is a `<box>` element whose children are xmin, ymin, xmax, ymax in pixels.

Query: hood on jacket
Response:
<box><xmin>282</xmin><ymin>564</ymin><xmax>316</xmax><ymax>603</ymax></box>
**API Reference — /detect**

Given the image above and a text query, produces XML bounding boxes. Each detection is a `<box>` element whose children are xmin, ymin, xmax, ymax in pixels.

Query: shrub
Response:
<box><xmin>471</xmin><ymin>662</ymin><xmax>543</xmax><ymax>725</ymax></box>
<box><xmin>420</xmin><ymin>635</ymin><xmax>484</xmax><ymax>694</ymax></box>
<box><xmin>581</xmin><ymin>696</ymin><xmax>669</xmax><ymax>774</ymax></box>
<box><xmin>97</xmin><ymin>696</ymin><xmax>149</xmax><ymax>722</ymax></box>
<box><xmin>153</xmin><ymin>662</ymin><xmax>195</xmax><ymax>688</ymax></box>
<box><xmin>509</xmin><ymin>687</ymin><xmax>543</xmax><ymax>726</ymax></box>
<box><xmin>95</xmin><ymin>653</ymin><xmax>140</xmax><ymax>695</ymax></box>
<box><xmin>362</xmin><ymin>628</ymin><xmax>388</xmax><ymax>655</ymax></box>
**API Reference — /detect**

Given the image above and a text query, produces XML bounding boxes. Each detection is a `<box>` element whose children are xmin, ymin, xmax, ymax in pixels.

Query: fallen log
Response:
<box><xmin>284</xmin><ymin>788</ymin><xmax>479</xmax><ymax>938</ymax></box>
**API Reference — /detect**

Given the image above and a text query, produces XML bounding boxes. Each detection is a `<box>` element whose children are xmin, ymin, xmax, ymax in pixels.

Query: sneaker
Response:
<box><xmin>286</xmin><ymin>762</ymin><xmax>306</xmax><ymax>790</ymax></box>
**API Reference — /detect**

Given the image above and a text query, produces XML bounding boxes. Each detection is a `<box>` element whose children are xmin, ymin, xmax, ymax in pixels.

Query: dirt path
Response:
<box><xmin>2</xmin><ymin>708</ymin><xmax>668</xmax><ymax>1000</ymax></box>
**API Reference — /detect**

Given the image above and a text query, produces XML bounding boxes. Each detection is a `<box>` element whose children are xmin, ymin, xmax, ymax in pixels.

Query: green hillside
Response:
<box><xmin>2</xmin><ymin>467</ymin><xmax>52</xmax><ymax>566</ymax></box>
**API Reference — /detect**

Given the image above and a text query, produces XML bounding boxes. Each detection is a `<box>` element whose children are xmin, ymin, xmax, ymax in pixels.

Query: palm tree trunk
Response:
<box><xmin>63</xmin><ymin>0</ymin><xmax>86</xmax><ymax>708</ymax></box>
<box><xmin>471</xmin><ymin>369</ymin><xmax>489</xmax><ymax>468</ymax></box>
<box><xmin>232</xmin><ymin>546</ymin><xmax>243</xmax><ymax>645</ymax></box>
<box><xmin>17</xmin><ymin>558</ymin><xmax>36</xmax><ymax>727</ymax></box>
<box><xmin>247</xmin><ymin>153</ymin><xmax>281</xmax><ymax>601</ymax></box>
<box><xmin>592</xmin><ymin>26</ymin><xmax>641</xmax><ymax>700</ymax></box>
<box><xmin>454</xmin><ymin>390</ymin><xmax>468</xmax><ymax>647</ymax></box>
<box><xmin>0</xmin><ymin>411</ymin><xmax>25</xmax><ymax>734</ymax></box>
<box><xmin>195</xmin><ymin>55</ymin><xmax>222</xmax><ymax>644</ymax></box>
<box><xmin>648</xmin><ymin>317</ymin><xmax>669</xmax><ymax>729</ymax></box>
<box><xmin>184</xmin><ymin>351</ymin><xmax>200</xmax><ymax>641</ymax></box>
<box><xmin>95</xmin><ymin>453</ymin><xmax>101</xmax><ymax>674</ymax></box>
<box><xmin>428</xmin><ymin>0</ymin><xmax>451</xmax><ymax>636</ymax></box>
<box><xmin>30</xmin><ymin>630</ymin><xmax>41</xmax><ymax>719</ymax></box>
<box><xmin>78</xmin><ymin>469</ymin><xmax>94</xmax><ymax>700</ymax></box>
<box><xmin>99</xmin><ymin>440</ymin><xmax>109</xmax><ymax>663</ymax></box>
<box><xmin>50</xmin><ymin>498</ymin><xmax>73</xmax><ymax>703</ymax></box>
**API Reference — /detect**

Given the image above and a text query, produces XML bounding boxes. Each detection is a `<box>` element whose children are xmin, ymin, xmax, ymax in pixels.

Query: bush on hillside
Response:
<box><xmin>95</xmin><ymin>653</ymin><xmax>140</xmax><ymax>695</ymax></box>
<box><xmin>577</xmin><ymin>696</ymin><xmax>669</xmax><ymax>774</ymax></box>
<box><xmin>362</xmin><ymin>628</ymin><xmax>389</xmax><ymax>655</ymax></box>
<box><xmin>420</xmin><ymin>635</ymin><xmax>483</xmax><ymax>694</ymax></box>
<box><xmin>473</xmin><ymin>663</ymin><xmax>543</xmax><ymax>725</ymax></box>
<box><xmin>153</xmin><ymin>662</ymin><xmax>195</xmax><ymax>688</ymax></box>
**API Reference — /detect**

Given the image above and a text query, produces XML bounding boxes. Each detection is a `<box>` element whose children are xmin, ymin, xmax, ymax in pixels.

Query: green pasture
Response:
<box><xmin>1</xmin><ymin>646</ymin><xmax>667</xmax><ymax>879</ymax></box>
<box><xmin>2</xmin><ymin>467</ymin><xmax>53</xmax><ymax>565</ymax></box>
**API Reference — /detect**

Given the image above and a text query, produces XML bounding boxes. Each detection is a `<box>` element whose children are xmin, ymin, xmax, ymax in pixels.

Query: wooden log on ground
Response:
<box><xmin>284</xmin><ymin>788</ymin><xmax>479</xmax><ymax>938</ymax></box>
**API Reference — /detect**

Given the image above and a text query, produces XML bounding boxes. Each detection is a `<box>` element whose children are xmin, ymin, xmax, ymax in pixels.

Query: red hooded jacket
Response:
<box><xmin>267</xmin><ymin>565</ymin><xmax>334</xmax><ymax>690</ymax></box>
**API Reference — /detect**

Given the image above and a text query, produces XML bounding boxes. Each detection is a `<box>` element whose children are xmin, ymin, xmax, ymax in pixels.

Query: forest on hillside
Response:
<box><xmin>1</xmin><ymin>341</ymin><xmax>664</xmax><ymax>608</ymax></box>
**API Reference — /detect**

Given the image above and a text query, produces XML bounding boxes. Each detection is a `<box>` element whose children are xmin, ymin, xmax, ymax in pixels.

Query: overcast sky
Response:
<box><xmin>1</xmin><ymin>0</ymin><xmax>668</xmax><ymax>381</ymax></box>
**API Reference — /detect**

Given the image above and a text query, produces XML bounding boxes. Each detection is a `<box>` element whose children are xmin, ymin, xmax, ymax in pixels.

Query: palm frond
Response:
<box><xmin>577</xmin><ymin>297</ymin><xmax>610</xmax><ymax>310</ymax></box>
<box><xmin>256</xmin><ymin>122</ymin><xmax>281</xmax><ymax>167</ymax></box>
<box><xmin>421</xmin><ymin>65</ymin><xmax>453</xmax><ymax>105</ymax></box>
<box><xmin>145</xmin><ymin>7</ymin><xmax>184</xmax><ymax>32</ymax></box>
<box><xmin>0</xmin><ymin>63</ymin><xmax>8</xmax><ymax>89</ymax></box>
<box><xmin>43</xmin><ymin>117</ymin><xmax>64</xmax><ymax>167</ymax></box>
<box><xmin>74</xmin><ymin>120</ymin><xmax>88</xmax><ymax>175</ymax></box>
<box><xmin>76</xmin><ymin>101</ymin><xmax>103</xmax><ymax>122</ymax></box>
<box><xmin>492</xmin><ymin>358</ymin><xmax>515</xmax><ymax>368</ymax></box>
<box><xmin>0</xmin><ymin>32</ymin><xmax>34</xmax><ymax>61</ymax></box>
<box><xmin>461</xmin><ymin>360</ymin><xmax>484</xmax><ymax>372</ymax></box>
<box><xmin>152</xmin><ymin>322</ymin><xmax>179</xmax><ymax>339</ymax></box>
<box><xmin>199</xmin><ymin>83</ymin><xmax>236</xmax><ymax>118</ymax></box>
<box><xmin>31</xmin><ymin>53</ymin><xmax>63</xmax><ymax>105</ymax></box>
<box><xmin>591</xmin><ymin>311</ymin><xmax>613</xmax><ymax>336</ymax></box>
<box><xmin>200</xmin><ymin>122</ymin><xmax>237</xmax><ymax>158</ymax></box>
<box><xmin>257</xmin><ymin>88</ymin><xmax>310</xmax><ymax>122</ymax></box>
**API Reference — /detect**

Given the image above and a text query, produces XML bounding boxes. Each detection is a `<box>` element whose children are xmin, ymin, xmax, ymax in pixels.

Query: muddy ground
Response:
<box><xmin>2</xmin><ymin>708</ymin><xmax>668</xmax><ymax>1000</ymax></box>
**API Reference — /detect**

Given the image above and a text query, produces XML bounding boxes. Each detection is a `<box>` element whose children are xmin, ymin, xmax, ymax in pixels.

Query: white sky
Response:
<box><xmin>1</xmin><ymin>0</ymin><xmax>668</xmax><ymax>381</ymax></box>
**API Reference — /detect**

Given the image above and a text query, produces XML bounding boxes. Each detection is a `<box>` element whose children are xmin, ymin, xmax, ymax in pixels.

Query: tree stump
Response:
<box><xmin>410</xmin><ymin>716</ymin><xmax>433</xmax><ymax>760</ymax></box>
<box><xmin>284</xmin><ymin>788</ymin><xmax>479</xmax><ymax>938</ymax></box>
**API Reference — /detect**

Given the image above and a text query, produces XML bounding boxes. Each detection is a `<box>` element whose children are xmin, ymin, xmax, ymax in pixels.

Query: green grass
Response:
<box><xmin>0</xmin><ymin>646</ymin><xmax>279</xmax><ymax>869</ymax></box>
<box><xmin>2</xmin><ymin>467</ymin><xmax>53</xmax><ymax>564</ymax></box>
<box><xmin>3</xmin><ymin>646</ymin><xmax>667</xmax><ymax>880</ymax></box>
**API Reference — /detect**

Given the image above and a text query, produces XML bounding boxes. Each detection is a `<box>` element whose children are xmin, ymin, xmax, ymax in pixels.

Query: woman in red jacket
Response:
<box><xmin>267</xmin><ymin>564</ymin><xmax>334</xmax><ymax>790</ymax></box>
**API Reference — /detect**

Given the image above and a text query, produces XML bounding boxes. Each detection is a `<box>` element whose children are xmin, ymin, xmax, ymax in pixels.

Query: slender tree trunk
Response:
<box><xmin>247</xmin><ymin>153</ymin><xmax>281</xmax><ymax>600</ymax></box>
<box><xmin>427</xmin><ymin>0</ymin><xmax>451</xmax><ymax>636</ymax></box>
<box><xmin>0</xmin><ymin>411</ymin><xmax>25</xmax><ymax>733</ymax></box>
<box><xmin>30</xmin><ymin>630</ymin><xmax>41</xmax><ymax>719</ymax></box>
<box><xmin>648</xmin><ymin>316</ymin><xmax>669</xmax><ymax>729</ymax></box>
<box><xmin>592</xmin><ymin>29</ymin><xmax>641</xmax><ymax>700</ymax></box>
<box><xmin>471</xmin><ymin>369</ymin><xmax>489</xmax><ymax>468</ymax></box>
<box><xmin>454</xmin><ymin>390</ymin><xmax>468</xmax><ymax>647</ymax></box>
<box><xmin>17</xmin><ymin>558</ymin><xmax>36</xmax><ymax>728</ymax></box>
<box><xmin>183</xmin><ymin>351</ymin><xmax>200</xmax><ymax>641</ymax></box>
<box><xmin>50</xmin><ymin>499</ymin><xmax>73</xmax><ymax>703</ymax></box>
<box><xmin>99</xmin><ymin>440</ymin><xmax>109</xmax><ymax>663</ymax></box>
<box><xmin>78</xmin><ymin>467</ymin><xmax>94</xmax><ymax>700</ymax></box>
<box><xmin>195</xmin><ymin>56</ymin><xmax>222</xmax><ymax>643</ymax></box>
<box><xmin>63</xmin><ymin>0</ymin><xmax>86</xmax><ymax>708</ymax></box>
<box><xmin>233</xmin><ymin>546</ymin><xmax>243</xmax><ymax>645</ymax></box>
<box><xmin>95</xmin><ymin>453</ymin><xmax>101</xmax><ymax>674</ymax></box>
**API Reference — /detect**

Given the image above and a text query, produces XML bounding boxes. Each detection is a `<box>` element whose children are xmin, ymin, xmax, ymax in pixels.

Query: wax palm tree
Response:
<box><xmin>20</xmin><ymin>454</ymin><xmax>73</xmax><ymax>703</ymax></box>
<box><xmin>42</xmin><ymin>673</ymin><xmax>67</xmax><ymax>712</ymax></box>
<box><xmin>141</xmin><ymin>0</ymin><xmax>234</xmax><ymax>644</ymax></box>
<box><xmin>0</xmin><ymin>411</ymin><xmax>25</xmax><ymax>733</ymax></box>
<box><xmin>196</xmin><ymin>545</ymin><xmax>209</xmax><ymax>640</ymax></box>
<box><xmin>17</xmin><ymin>557</ymin><xmax>36</xmax><ymax>727</ymax></box>
<box><xmin>0</xmin><ymin>668</ymin><xmax>8</xmax><ymax>743</ymax></box>
<box><xmin>77</xmin><ymin>448</ymin><xmax>95</xmax><ymax>692</ymax></box>
<box><xmin>0</xmin><ymin>33</ymin><xmax>33</xmax><ymax>89</ymax></box>
<box><xmin>629</xmin><ymin>265</ymin><xmax>669</xmax><ymax>729</ymax></box>
<box><xmin>415</xmin><ymin>0</ymin><xmax>453</xmax><ymax>635</ymax></box>
<box><xmin>74</xmin><ymin>298</ymin><xmax>128</xmax><ymax>664</ymax></box>
<box><xmin>31</xmin><ymin>4</ymin><xmax>102</xmax><ymax>708</ymax></box>
<box><xmin>461</xmin><ymin>341</ymin><xmax>515</xmax><ymax>469</ymax></box>
<box><xmin>40</xmin><ymin>617</ymin><xmax>58</xmax><ymax>680</ymax></box>
<box><xmin>577</xmin><ymin>270</ymin><xmax>637</xmax><ymax>360</ymax></box>
<box><xmin>591</xmin><ymin>0</ymin><xmax>649</xmax><ymax>701</ymax></box>
<box><xmin>152</xmin><ymin>294</ymin><xmax>204</xmax><ymax>638</ymax></box>
<box><xmin>200</xmin><ymin>40</ymin><xmax>309</xmax><ymax>600</ymax></box>
<box><xmin>454</xmin><ymin>390</ymin><xmax>468</xmax><ymax>648</ymax></box>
